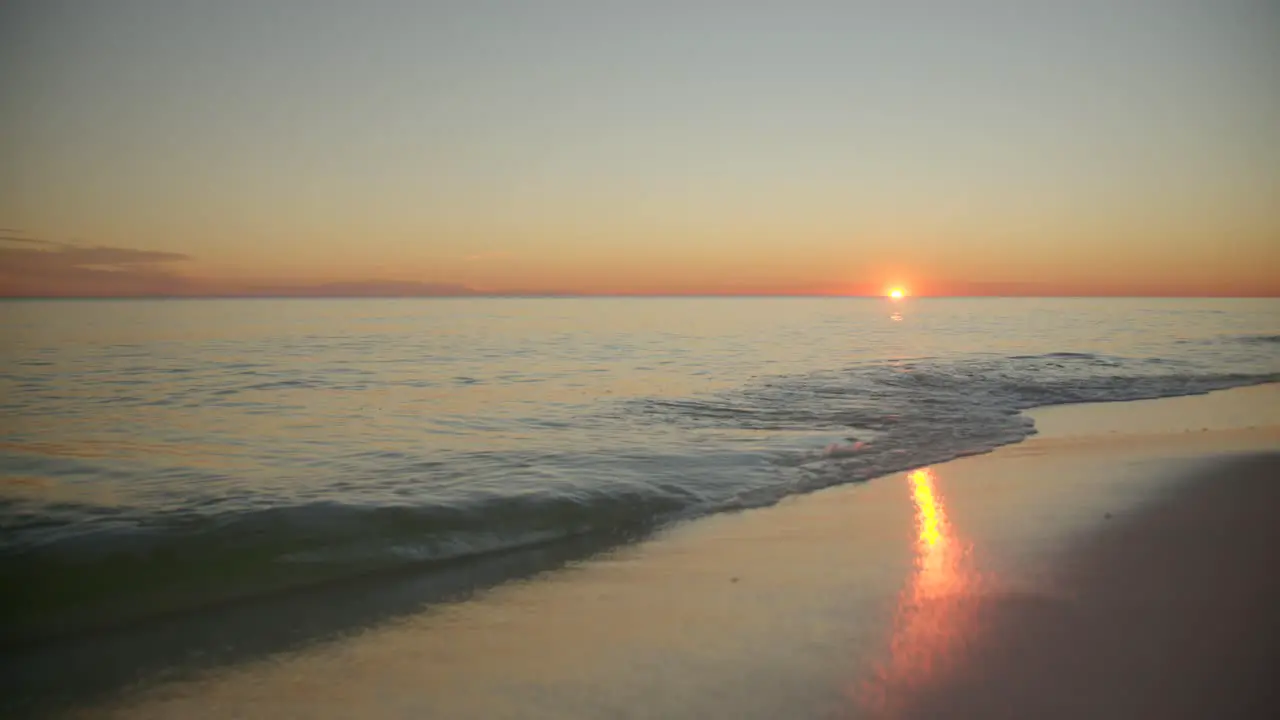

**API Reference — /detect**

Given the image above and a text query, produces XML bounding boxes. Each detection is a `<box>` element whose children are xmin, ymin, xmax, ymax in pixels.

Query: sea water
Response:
<box><xmin>1</xmin><ymin>297</ymin><xmax>1276</xmax><ymax>645</ymax></box>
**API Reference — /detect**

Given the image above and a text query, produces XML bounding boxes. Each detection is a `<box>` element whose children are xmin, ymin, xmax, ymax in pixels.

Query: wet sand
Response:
<box><xmin>890</xmin><ymin>451</ymin><xmax>1280</xmax><ymax>720</ymax></box>
<box><xmin>68</xmin><ymin>385</ymin><xmax>1280</xmax><ymax>719</ymax></box>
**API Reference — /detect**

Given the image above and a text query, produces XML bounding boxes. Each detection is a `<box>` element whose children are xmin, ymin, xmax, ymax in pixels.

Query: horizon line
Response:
<box><xmin>2</xmin><ymin>293</ymin><xmax>1277</xmax><ymax>300</ymax></box>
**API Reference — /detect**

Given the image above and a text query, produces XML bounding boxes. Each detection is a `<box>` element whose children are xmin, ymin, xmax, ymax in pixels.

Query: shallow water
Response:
<box><xmin>1</xmin><ymin>298</ymin><xmax>1276</xmax><ymax>641</ymax></box>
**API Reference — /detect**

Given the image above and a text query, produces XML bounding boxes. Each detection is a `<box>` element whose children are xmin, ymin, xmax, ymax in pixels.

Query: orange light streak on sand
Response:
<box><xmin>859</xmin><ymin>467</ymin><xmax>983</xmax><ymax>716</ymax></box>
<box><xmin>912</xmin><ymin>469</ymin><xmax>944</xmax><ymax>552</ymax></box>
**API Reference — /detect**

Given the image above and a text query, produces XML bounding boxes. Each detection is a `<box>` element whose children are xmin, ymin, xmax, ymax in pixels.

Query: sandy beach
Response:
<box><xmin>888</xmin><ymin>450</ymin><xmax>1280</xmax><ymax>719</ymax></box>
<box><xmin>46</xmin><ymin>384</ymin><xmax>1280</xmax><ymax>719</ymax></box>
<box><xmin>9</xmin><ymin>1</ymin><xmax>1278</xmax><ymax>716</ymax></box>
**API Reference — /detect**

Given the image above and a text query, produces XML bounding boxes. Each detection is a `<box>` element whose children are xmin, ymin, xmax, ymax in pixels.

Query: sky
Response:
<box><xmin>2</xmin><ymin>0</ymin><xmax>1278</xmax><ymax>297</ymax></box>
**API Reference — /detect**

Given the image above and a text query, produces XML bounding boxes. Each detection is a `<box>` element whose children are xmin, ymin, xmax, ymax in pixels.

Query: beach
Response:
<box><xmin>8</xmin><ymin>0</ymin><xmax>1280</xmax><ymax>715</ymax></box>
<box><xmin>49</xmin><ymin>383</ymin><xmax>1276</xmax><ymax>719</ymax></box>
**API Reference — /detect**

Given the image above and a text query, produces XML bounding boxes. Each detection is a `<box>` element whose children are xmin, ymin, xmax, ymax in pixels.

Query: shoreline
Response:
<box><xmin>7</xmin><ymin>380</ymin><xmax>1274</xmax><ymax>651</ymax></box>
<box><xmin>43</xmin><ymin>383</ymin><xmax>1277</xmax><ymax>719</ymax></box>
<box><xmin>2</xmin><ymin>384</ymin><xmax>1269</xmax><ymax>717</ymax></box>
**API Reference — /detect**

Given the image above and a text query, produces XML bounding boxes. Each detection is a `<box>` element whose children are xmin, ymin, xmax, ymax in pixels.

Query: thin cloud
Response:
<box><xmin>0</xmin><ymin>234</ymin><xmax>559</xmax><ymax>297</ymax></box>
<box><xmin>0</xmin><ymin>237</ymin><xmax>489</xmax><ymax>297</ymax></box>
<box><xmin>0</xmin><ymin>229</ymin><xmax>58</xmax><ymax>246</ymax></box>
<box><xmin>0</xmin><ymin>235</ymin><xmax>197</xmax><ymax>297</ymax></box>
<box><xmin>0</xmin><ymin>231</ymin><xmax>190</xmax><ymax>263</ymax></box>
<box><xmin>59</xmin><ymin>245</ymin><xmax>191</xmax><ymax>266</ymax></box>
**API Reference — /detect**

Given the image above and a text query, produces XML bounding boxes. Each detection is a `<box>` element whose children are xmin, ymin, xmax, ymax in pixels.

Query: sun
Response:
<box><xmin>888</xmin><ymin>287</ymin><xmax>906</xmax><ymax>299</ymax></box>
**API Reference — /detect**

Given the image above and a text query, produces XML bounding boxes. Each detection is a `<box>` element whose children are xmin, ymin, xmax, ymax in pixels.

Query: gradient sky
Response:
<box><xmin>2</xmin><ymin>0</ymin><xmax>1278</xmax><ymax>296</ymax></box>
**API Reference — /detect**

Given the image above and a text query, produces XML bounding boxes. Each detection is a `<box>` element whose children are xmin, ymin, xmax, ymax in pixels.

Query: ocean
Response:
<box><xmin>1</xmin><ymin>297</ymin><xmax>1277</xmax><ymax>656</ymax></box>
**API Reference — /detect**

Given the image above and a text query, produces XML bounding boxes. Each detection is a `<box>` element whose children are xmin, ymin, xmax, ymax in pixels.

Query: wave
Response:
<box><xmin>1235</xmin><ymin>334</ymin><xmax>1280</xmax><ymax>345</ymax></box>
<box><xmin>2</xmin><ymin>351</ymin><xmax>1276</xmax><ymax>644</ymax></box>
<box><xmin>636</xmin><ymin>355</ymin><xmax>1276</xmax><ymax>506</ymax></box>
<box><xmin>0</xmin><ymin>489</ymin><xmax>688</xmax><ymax>645</ymax></box>
<box><xmin>1177</xmin><ymin>333</ymin><xmax>1280</xmax><ymax>347</ymax></box>
<box><xmin>1006</xmin><ymin>351</ymin><xmax>1100</xmax><ymax>360</ymax></box>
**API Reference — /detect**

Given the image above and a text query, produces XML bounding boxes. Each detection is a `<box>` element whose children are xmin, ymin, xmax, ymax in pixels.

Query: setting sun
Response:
<box><xmin>888</xmin><ymin>288</ymin><xmax>906</xmax><ymax>299</ymax></box>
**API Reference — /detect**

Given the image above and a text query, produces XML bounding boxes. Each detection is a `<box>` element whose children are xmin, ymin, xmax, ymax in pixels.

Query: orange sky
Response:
<box><xmin>3</xmin><ymin>232</ymin><xmax>1276</xmax><ymax>298</ymax></box>
<box><xmin>2</xmin><ymin>2</ymin><xmax>1278</xmax><ymax>298</ymax></box>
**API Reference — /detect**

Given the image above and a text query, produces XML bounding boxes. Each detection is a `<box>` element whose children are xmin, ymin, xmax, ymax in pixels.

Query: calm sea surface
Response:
<box><xmin>1</xmin><ymin>298</ymin><xmax>1277</xmax><ymax>643</ymax></box>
